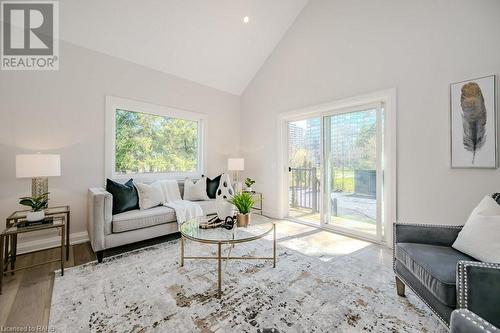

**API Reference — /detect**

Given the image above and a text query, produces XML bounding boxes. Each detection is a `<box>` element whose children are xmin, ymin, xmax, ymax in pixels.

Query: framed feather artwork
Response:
<box><xmin>451</xmin><ymin>75</ymin><xmax>497</xmax><ymax>168</ymax></box>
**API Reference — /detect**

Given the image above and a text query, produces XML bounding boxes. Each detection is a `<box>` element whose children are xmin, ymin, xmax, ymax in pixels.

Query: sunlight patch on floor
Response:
<box><xmin>289</xmin><ymin>208</ymin><xmax>377</xmax><ymax>235</ymax></box>
<box><xmin>272</xmin><ymin>219</ymin><xmax>372</xmax><ymax>261</ymax></box>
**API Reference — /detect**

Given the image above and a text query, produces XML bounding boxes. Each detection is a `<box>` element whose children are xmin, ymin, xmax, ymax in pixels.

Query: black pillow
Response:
<box><xmin>106</xmin><ymin>178</ymin><xmax>139</xmax><ymax>215</ymax></box>
<box><xmin>205</xmin><ymin>174</ymin><xmax>221</xmax><ymax>199</ymax></box>
<box><xmin>492</xmin><ymin>193</ymin><xmax>500</xmax><ymax>205</ymax></box>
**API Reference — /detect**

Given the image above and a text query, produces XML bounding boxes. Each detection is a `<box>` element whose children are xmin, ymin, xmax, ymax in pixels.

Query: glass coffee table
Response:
<box><xmin>179</xmin><ymin>215</ymin><xmax>276</xmax><ymax>298</ymax></box>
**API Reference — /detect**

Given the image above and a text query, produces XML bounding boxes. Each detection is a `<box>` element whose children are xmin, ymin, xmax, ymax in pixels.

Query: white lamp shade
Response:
<box><xmin>16</xmin><ymin>154</ymin><xmax>61</xmax><ymax>178</ymax></box>
<box><xmin>227</xmin><ymin>158</ymin><xmax>244</xmax><ymax>171</ymax></box>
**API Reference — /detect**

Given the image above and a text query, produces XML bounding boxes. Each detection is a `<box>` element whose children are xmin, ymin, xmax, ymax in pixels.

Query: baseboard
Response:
<box><xmin>16</xmin><ymin>231</ymin><xmax>89</xmax><ymax>255</ymax></box>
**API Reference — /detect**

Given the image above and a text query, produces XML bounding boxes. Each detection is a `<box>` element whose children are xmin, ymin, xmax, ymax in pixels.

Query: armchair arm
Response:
<box><xmin>457</xmin><ymin>261</ymin><xmax>500</xmax><ymax>328</ymax></box>
<box><xmin>450</xmin><ymin>309</ymin><xmax>499</xmax><ymax>333</ymax></box>
<box><xmin>87</xmin><ymin>187</ymin><xmax>113</xmax><ymax>252</ymax></box>
<box><xmin>394</xmin><ymin>223</ymin><xmax>462</xmax><ymax>246</ymax></box>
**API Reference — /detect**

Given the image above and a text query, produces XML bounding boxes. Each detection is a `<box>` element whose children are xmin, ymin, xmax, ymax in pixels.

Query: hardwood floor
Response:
<box><xmin>0</xmin><ymin>242</ymin><xmax>96</xmax><ymax>328</ymax></box>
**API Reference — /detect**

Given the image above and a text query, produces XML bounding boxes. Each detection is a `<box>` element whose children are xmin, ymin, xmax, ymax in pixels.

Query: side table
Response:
<box><xmin>0</xmin><ymin>216</ymin><xmax>65</xmax><ymax>294</ymax></box>
<box><xmin>244</xmin><ymin>191</ymin><xmax>263</xmax><ymax>215</ymax></box>
<box><xmin>6</xmin><ymin>206</ymin><xmax>70</xmax><ymax>265</ymax></box>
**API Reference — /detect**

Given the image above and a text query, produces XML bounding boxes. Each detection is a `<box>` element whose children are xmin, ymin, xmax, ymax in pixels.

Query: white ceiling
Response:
<box><xmin>60</xmin><ymin>0</ymin><xmax>309</xmax><ymax>95</ymax></box>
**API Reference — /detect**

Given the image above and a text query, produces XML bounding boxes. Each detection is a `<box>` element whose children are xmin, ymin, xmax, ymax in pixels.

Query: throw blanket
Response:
<box><xmin>164</xmin><ymin>200</ymin><xmax>203</xmax><ymax>224</ymax></box>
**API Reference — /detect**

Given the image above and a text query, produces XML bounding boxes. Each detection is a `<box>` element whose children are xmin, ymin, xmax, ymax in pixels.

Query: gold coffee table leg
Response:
<box><xmin>217</xmin><ymin>242</ymin><xmax>222</xmax><ymax>298</ymax></box>
<box><xmin>180</xmin><ymin>236</ymin><xmax>184</xmax><ymax>267</ymax></box>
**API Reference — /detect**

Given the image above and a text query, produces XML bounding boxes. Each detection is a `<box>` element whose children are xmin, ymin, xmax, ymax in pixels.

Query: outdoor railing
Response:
<box><xmin>289</xmin><ymin>167</ymin><xmax>376</xmax><ymax>212</ymax></box>
<box><xmin>289</xmin><ymin>167</ymin><xmax>319</xmax><ymax>212</ymax></box>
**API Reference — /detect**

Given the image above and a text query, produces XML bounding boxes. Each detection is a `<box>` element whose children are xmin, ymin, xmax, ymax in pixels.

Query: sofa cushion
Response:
<box><xmin>106</xmin><ymin>178</ymin><xmax>139</xmax><ymax>215</ymax></box>
<box><xmin>452</xmin><ymin>196</ymin><xmax>500</xmax><ymax>263</ymax></box>
<box><xmin>206</xmin><ymin>174</ymin><xmax>221</xmax><ymax>199</ymax></box>
<box><xmin>395</xmin><ymin>242</ymin><xmax>476</xmax><ymax>306</ymax></box>
<box><xmin>112</xmin><ymin>206</ymin><xmax>176</xmax><ymax>233</ymax></box>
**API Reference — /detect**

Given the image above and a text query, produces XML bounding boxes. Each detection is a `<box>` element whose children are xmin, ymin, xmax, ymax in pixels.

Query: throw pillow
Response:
<box><xmin>492</xmin><ymin>193</ymin><xmax>500</xmax><ymax>205</ymax></box>
<box><xmin>216</xmin><ymin>174</ymin><xmax>234</xmax><ymax>200</ymax></box>
<box><xmin>183</xmin><ymin>176</ymin><xmax>210</xmax><ymax>201</ymax></box>
<box><xmin>158</xmin><ymin>179</ymin><xmax>182</xmax><ymax>203</ymax></box>
<box><xmin>452</xmin><ymin>196</ymin><xmax>500</xmax><ymax>263</ymax></box>
<box><xmin>135</xmin><ymin>182</ymin><xmax>165</xmax><ymax>209</ymax></box>
<box><xmin>106</xmin><ymin>178</ymin><xmax>139</xmax><ymax>215</ymax></box>
<box><xmin>205</xmin><ymin>174</ymin><xmax>221</xmax><ymax>199</ymax></box>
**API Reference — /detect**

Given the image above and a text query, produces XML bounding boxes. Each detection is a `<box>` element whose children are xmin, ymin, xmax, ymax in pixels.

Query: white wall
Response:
<box><xmin>241</xmin><ymin>0</ymin><xmax>500</xmax><ymax>224</ymax></box>
<box><xmin>0</xmin><ymin>41</ymin><xmax>240</xmax><ymax>246</ymax></box>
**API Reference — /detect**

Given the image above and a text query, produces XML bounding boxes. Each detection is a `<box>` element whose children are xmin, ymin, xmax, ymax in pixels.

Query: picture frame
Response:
<box><xmin>450</xmin><ymin>75</ymin><xmax>497</xmax><ymax>168</ymax></box>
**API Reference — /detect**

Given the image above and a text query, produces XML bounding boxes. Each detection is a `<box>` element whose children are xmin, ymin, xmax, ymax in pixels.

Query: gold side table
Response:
<box><xmin>0</xmin><ymin>216</ymin><xmax>65</xmax><ymax>294</ymax></box>
<box><xmin>244</xmin><ymin>191</ymin><xmax>263</xmax><ymax>215</ymax></box>
<box><xmin>6</xmin><ymin>206</ymin><xmax>70</xmax><ymax>267</ymax></box>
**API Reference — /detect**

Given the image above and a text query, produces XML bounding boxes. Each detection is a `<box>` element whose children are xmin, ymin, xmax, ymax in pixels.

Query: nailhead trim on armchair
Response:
<box><xmin>454</xmin><ymin>309</ymin><xmax>500</xmax><ymax>333</ymax></box>
<box><xmin>457</xmin><ymin>261</ymin><xmax>500</xmax><ymax>309</ymax></box>
<box><xmin>392</xmin><ymin>223</ymin><xmax>463</xmax><ymax>327</ymax></box>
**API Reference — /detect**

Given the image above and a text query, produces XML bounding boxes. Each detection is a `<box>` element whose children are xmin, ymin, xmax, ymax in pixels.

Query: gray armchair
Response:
<box><xmin>393</xmin><ymin>223</ymin><xmax>500</xmax><ymax>328</ymax></box>
<box><xmin>450</xmin><ymin>309</ymin><xmax>499</xmax><ymax>333</ymax></box>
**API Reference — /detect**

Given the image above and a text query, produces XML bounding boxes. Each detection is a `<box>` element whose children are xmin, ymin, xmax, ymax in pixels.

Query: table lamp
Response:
<box><xmin>227</xmin><ymin>158</ymin><xmax>244</xmax><ymax>193</ymax></box>
<box><xmin>16</xmin><ymin>154</ymin><xmax>61</xmax><ymax>197</ymax></box>
<box><xmin>227</xmin><ymin>158</ymin><xmax>244</xmax><ymax>182</ymax></box>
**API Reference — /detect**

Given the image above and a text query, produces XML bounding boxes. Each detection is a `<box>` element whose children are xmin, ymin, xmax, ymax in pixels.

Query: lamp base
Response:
<box><xmin>32</xmin><ymin>177</ymin><xmax>48</xmax><ymax>197</ymax></box>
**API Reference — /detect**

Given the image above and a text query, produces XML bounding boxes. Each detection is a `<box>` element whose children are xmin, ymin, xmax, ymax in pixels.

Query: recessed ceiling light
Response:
<box><xmin>243</xmin><ymin>16</ymin><xmax>250</xmax><ymax>24</ymax></box>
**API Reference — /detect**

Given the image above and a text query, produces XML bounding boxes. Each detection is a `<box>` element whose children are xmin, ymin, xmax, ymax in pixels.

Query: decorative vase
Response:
<box><xmin>236</xmin><ymin>213</ymin><xmax>250</xmax><ymax>227</ymax></box>
<box><xmin>216</xmin><ymin>199</ymin><xmax>235</xmax><ymax>221</ymax></box>
<box><xmin>27</xmin><ymin>210</ymin><xmax>45</xmax><ymax>222</ymax></box>
<box><xmin>245</xmin><ymin>187</ymin><xmax>253</xmax><ymax>192</ymax></box>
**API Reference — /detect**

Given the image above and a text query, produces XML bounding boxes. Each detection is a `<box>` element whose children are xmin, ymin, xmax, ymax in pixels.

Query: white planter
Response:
<box><xmin>216</xmin><ymin>200</ymin><xmax>235</xmax><ymax>220</ymax></box>
<box><xmin>27</xmin><ymin>210</ymin><xmax>45</xmax><ymax>222</ymax></box>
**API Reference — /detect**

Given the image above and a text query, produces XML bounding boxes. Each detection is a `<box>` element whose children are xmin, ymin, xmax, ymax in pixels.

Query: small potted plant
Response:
<box><xmin>228</xmin><ymin>192</ymin><xmax>255</xmax><ymax>227</ymax></box>
<box><xmin>244</xmin><ymin>178</ymin><xmax>256</xmax><ymax>192</ymax></box>
<box><xmin>19</xmin><ymin>192</ymin><xmax>49</xmax><ymax>221</ymax></box>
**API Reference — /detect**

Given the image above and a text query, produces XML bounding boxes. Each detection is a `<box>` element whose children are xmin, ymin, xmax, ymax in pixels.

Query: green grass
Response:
<box><xmin>332</xmin><ymin>169</ymin><xmax>354</xmax><ymax>193</ymax></box>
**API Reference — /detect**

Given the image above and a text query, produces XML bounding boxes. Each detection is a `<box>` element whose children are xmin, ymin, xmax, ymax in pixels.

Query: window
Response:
<box><xmin>106</xmin><ymin>97</ymin><xmax>205</xmax><ymax>180</ymax></box>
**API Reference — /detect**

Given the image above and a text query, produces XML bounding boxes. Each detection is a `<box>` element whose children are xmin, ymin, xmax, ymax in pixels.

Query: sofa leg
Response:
<box><xmin>396</xmin><ymin>276</ymin><xmax>405</xmax><ymax>297</ymax></box>
<box><xmin>96</xmin><ymin>251</ymin><xmax>104</xmax><ymax>263</ymax></box>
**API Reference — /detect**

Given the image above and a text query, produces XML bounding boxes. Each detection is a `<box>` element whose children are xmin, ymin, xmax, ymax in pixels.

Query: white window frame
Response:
<box><xmin>105</xmin><ymin>96</ymin><xmax>206</xmax><ymax>182</ymax></box>
<box><xmin>277</xmin><ymin>89</ymin><xmax>397</xmax><ymax>246</ymax></box>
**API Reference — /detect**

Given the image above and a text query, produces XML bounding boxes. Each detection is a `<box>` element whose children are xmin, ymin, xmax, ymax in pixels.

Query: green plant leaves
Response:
<box><xmin>228</xmin><ymin>192</ymin><xmax>255</xmax><ymax>214</ymax></box>
<box><xmin>18</xmin><ymin>193</ymin><xmax>49</xmax><ymax>211</ymax></box>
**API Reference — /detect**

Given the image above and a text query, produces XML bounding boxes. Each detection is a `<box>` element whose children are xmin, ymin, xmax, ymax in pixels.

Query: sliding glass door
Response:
<box><xmin>287</xmin><ymin>118</ymin><xmax>321</xmax><ymax>225</ymax></box>
<box><xmin>324</xmin><ymin>106</ymin><xmax>383</xmax><ymax>240</ymax></box>
<box><xmin>287</xmin><ymin>104</ymin><xmax>384</xmax><ymax>241</ymax></box>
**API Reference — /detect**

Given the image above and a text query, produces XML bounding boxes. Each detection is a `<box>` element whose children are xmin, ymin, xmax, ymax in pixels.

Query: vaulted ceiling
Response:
<box><xmin>60</xmin><ymin>0</ymin><xmax>309</xmax><ymax>95</ymax></box>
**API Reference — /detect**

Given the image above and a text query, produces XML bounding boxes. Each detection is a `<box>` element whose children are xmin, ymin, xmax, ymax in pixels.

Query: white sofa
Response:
<box><xmin>87</xmin><ymin>183</ymin><xmax>216</xmax><ymax>262</ymax></box>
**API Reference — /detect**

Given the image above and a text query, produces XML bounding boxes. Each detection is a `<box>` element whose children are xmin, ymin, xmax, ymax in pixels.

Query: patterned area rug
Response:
<box><xmin>49</xmin><ymin>228</ymin><xmax>445</xmax><ymax>332</ymax></box>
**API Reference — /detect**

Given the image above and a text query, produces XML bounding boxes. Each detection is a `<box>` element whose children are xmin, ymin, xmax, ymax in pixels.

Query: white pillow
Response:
<box><xmin>158</xmin><ymin>179</ymin><xmax>182</xmax><ymax>203</ymax></box>
<box><xmin>135</xmin><ymin>182</ymin><xmax>165</xmax><ymax>209</ymax></box>
<box><xmin>183</xmin><ymin>177</ymin><xmax>209</xmax><ymax>201</ymax></box>
<box><xmin>452</xmin><ymin>196</ymin><xmax>500</xmax><ymax>263</ymax></box>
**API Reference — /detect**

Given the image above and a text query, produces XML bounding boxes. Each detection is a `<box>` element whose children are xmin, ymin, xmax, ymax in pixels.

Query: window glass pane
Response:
<box><xmin>115</xmin><ymin>109</ymin><xmax>199</xmax><ymax>174</ymax></box>
<box><xmin>288</xmin><ymin>118</ymin><xmax>321</xmax><ymax>224</ymax></box>
<box><xmin>325</xmin><ymin>109</ymin><xmax>378</xmax><ymax>236</ymax></box>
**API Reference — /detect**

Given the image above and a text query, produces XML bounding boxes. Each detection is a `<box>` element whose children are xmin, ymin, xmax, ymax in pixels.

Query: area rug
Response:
<box><xmin>49</xmin><ymin>230</ymin><xmax>445</xmax><ymax>332</ymax></box>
